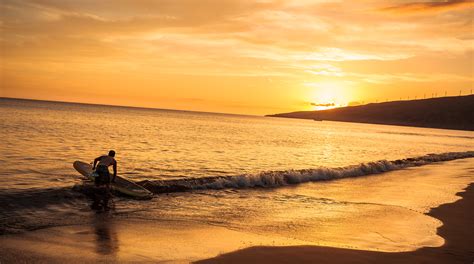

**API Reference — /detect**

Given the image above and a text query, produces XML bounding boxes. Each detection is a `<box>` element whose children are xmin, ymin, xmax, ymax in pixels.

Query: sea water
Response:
<box><xmin>0</xmin><ymin>97</ymin><xmax>473</xmax><ymax>252</ymax></box>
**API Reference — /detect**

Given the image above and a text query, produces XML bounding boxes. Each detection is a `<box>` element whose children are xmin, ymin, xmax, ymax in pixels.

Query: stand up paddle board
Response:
<box><xmin>73</xmin><ymin>161</ymin><xmax>153</xmax><ymax>199</ymax></box>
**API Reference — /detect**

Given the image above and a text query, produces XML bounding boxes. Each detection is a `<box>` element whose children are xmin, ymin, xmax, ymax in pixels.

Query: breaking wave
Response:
<box><xmin>139</xmin><ymin>151</ymin><xmax>474</xmax><ymax>194</ymax></box>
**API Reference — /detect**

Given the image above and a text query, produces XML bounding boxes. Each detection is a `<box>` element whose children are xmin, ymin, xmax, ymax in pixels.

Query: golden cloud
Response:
<box><xmin>381</xmin><ymin>0</ymin><xmax>473</xmax><ymax>14</ymax></box>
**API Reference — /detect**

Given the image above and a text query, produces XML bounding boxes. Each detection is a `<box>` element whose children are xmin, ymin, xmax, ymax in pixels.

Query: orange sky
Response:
<box><xmin>1</xmin><ymin>0</ymin><xmax>473</xmax><ymax>114</ymax></box>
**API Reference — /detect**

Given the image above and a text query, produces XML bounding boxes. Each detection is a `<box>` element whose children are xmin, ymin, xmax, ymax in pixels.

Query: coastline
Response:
<box><xmin>0</xmin><ymin>159</ymin><xmax>473</xmax><ymax>263</ymax></box>
<box><xmin>267</xmin><ymin>95</ymin><xmax>474</xmax><ymax>131</ymax></box>
<box><xmin>196</xmin><ymin>183</ymin><xmax>474</xmax><ymax>264</ymax></box>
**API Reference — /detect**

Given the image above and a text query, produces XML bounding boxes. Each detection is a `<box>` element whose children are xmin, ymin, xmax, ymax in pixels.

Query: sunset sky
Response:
<box><xmin>1</xmin><ymin>0</ymin><xmax>473</xmax><ymax>114</ymax></box>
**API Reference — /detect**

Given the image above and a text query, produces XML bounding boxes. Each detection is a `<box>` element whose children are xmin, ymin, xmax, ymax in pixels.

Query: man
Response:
<box><xmin>91</xmin><ymin>150</ymin><xmax>117</xmax><ymax>210</ymax></box>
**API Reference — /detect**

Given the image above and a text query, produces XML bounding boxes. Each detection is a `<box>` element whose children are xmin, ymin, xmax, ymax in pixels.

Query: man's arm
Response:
<box><xmin>112</xmin><ymin>161</ymin><xmax>117</xmax><ymax>183</ymax></box>
<box><xmin>92</xmin><ymin>156</ymin><xmax>101</xmax><ymax>170</ymax></box>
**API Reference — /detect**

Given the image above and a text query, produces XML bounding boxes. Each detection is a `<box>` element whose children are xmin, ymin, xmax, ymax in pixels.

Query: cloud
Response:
<box><xmin>1</xmin><ymin>0</ymin><xmax>473</xmax><ymax>115</ymax></box>
<box><xmin>311</xmin><ymin>102</ymin><xmax>335</xmax><ymax>107</ymax></box>
<box><xmin>380</xmin><ymin>0</ymin><xmax>473</xmax><ymax>14</ymax></box>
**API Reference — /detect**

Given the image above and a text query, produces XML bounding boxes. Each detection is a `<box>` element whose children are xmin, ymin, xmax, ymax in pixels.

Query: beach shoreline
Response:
<box><xmin>0</xmin><ymin>159</ymin><xmax>473</xmax><ymax>263</ymax></box>
<box><xmin>197</xmin><ymin>183</ymin><xmax>474</xmax><ymax>264</ymax></box>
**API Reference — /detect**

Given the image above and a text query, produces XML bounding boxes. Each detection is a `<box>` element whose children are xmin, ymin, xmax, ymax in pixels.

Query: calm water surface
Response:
<box><xmin>0</xmin><ymin>98</ymin><xmax>473</xmax><ymax>254</ymax></box>
<box><xmin>1</xmin><ymin>98</ymin><xmax>472</xmax><ymax>191</ymax></box>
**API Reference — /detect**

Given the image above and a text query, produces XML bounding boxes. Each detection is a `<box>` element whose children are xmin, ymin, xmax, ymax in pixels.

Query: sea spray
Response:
<box><xmin>139</xmin><ymin>151</ymin><xmax>474</xmax><ymax>194</ymax></box>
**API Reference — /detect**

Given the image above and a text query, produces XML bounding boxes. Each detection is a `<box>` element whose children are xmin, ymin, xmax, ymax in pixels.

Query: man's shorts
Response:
<box><xmin>95</xmin><ymin>165</ymin><xmax>110</xmax><ymax>186</ymax></box>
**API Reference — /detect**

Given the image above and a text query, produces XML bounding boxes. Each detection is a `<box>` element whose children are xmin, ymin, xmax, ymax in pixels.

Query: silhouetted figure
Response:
<box><xmin>91</xmin><ymin>150</ymin><xmax>117</xmax><ymax>211</ymax></box>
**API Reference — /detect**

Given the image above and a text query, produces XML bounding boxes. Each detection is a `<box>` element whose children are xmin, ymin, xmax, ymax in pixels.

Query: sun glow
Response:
<box><xmin>305</xmin><ymin>81</ymin><xmax>351</xmax><ymax>111</ymax></box>
<box><xmin>1</xmin><ymin>1</ymin><xmax>472</xmax><ymax>115</ymax></box>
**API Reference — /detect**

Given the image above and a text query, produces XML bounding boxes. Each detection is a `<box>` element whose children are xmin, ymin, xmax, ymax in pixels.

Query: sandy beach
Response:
<box><xmin>197</xmin><ymin>183</ymin><xmax>474</xmax><ymax>264</ymax></box>
<box><xmin>0</xmin><ymin>158</ymin><xmax>473</xmax><ymax>263</ymax></box>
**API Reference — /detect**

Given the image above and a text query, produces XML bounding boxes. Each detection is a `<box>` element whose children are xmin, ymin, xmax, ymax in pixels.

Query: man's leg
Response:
<box><xmin>91</xmin><ymin>186</ymin><xmax>102</xmax><ymax>210</ymax></box>
<box><xmin>103</xmin><ymin>186</ymin><xmax>110</xmax><ymax>210</ymax></box>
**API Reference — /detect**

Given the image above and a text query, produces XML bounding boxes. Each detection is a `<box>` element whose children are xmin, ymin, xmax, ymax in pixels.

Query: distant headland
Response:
<box><xmin>267</xmin><ymin>95</ymin><xmax>474</xmax><ymax>131</ymax></box>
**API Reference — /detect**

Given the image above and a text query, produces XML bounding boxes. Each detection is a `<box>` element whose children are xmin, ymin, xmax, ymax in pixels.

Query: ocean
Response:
<box><xmin>1</xmin><ymin>97</ymin><xmax>473</xmax><ymax>253</ymax></box>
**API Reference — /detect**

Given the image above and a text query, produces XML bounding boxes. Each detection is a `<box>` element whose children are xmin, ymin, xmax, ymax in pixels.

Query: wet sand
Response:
<box><xmin>197</xmin><ymin>183</ymin><xmax>474</xmax><ymax>264</ymax></box>
<box><xmin>0</xmin><ymin>159</ymin><xmax>473</xmax><ymax>263</ymax></box>
<box><xmin>0</xmin><ymin>219</ymin><xmax>314</xmax><ymax>263</ymax></box>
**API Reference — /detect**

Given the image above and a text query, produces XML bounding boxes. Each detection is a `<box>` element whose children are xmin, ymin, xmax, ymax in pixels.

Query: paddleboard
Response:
<box><xmin>73</xmin><ymin>161</ymin><xmax>153</xmax><ymax>199</ymax></box>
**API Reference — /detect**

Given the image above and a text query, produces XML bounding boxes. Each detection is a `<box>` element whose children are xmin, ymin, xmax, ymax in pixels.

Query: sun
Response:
<box><xmin>305</xmin><ymin>81</ymin><xmax>351</xmax><ymax>110</ymax></box>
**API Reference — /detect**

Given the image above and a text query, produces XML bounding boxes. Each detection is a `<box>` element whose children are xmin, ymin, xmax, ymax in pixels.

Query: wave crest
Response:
<box><xmin>139</xmin><ymin>151</ymin><xmax>474</xmax><ymax>194</ymax></box>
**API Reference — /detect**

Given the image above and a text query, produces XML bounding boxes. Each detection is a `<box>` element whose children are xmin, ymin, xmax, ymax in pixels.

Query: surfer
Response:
<box><xmin>91</xmin><ymin>150</ymin><xmax>117</xmax><ymax>210</ymax></box>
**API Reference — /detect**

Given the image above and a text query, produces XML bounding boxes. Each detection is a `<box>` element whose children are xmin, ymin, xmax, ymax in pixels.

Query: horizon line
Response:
<box><xmin>0</xmin><ymin>96</ymin><xmax>261</xmax><ymax>118</ymax></box>
<box><xmin>2</xmin><ymin>94</ymin><xmax>472</xmax><ymax>117</ymax></box>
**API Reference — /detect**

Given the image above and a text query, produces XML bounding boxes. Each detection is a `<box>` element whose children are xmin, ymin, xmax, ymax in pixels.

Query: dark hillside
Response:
<box><xmin>267</xmin><ymin>95</ymin><xmax>474</xmax><ymax>131</ymax></box>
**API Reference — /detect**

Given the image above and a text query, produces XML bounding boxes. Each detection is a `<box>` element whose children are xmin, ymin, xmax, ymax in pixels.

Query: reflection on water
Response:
<box><xmin>0</xmin><ymin>98</ymin><xmax>473</xmax><ymax>257</ymax></box>
<box><xmin>1</xmin><ymin>97</ymin><xmax>473</xmax><ymax>193</ymax></box>
<box><xmin>93</xmin><ymin>215</ymin><xmax>119</xmax><ymax>256</ymax></box>
<box><xmin>0</xmin><ymin>160</ymin><xmax>471</xmax><ymax>263</ymax></box>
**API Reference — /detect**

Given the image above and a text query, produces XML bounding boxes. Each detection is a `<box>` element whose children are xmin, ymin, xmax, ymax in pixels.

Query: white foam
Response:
<box><xmin>192</xmin><ymin>151</ymin><xmax>474</xmax><ymax>190</ymax></box>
